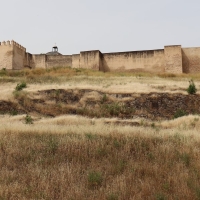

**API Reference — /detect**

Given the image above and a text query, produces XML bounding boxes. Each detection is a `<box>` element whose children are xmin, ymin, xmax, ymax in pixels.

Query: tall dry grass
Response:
<box><xmin>1</xmin><ymin>67</ymin><xmax>200</xmax><ymax>83</ymax></box>
<box><xmin>0</xmin><ymin>115</ymin><xmax>200</xmax><ymax>199</ymax></box>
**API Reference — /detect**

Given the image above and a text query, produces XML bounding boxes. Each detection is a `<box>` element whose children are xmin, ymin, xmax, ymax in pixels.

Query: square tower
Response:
<box><xmin>0</xmin><ymin>40</ymin><xmax>26</xmax><ymax>70</ymax></box>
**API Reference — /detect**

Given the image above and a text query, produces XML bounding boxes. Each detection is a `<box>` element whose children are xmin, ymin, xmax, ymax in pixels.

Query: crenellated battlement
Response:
<box><xmin>0</xmin><ymin>40</ymin><xmax>26</xmax><ymax>52</ymax></box>
<box><xmin>0</xmin><ymin>40</ymin><xmax>27</xmax><ymax>70</ymax></box>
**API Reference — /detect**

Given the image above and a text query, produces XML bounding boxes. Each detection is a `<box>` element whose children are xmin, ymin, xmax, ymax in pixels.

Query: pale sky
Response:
<box><xmin>1</xmin><ymin>0</ymin><xmax>200</xmax><ymax>55</ymax></box>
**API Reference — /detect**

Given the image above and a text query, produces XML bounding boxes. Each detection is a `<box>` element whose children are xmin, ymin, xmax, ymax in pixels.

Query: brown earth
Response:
<box><xmin>1</xmin><ymin>89</ymin><xmax>200</xmax><ymax>120</ymax></box>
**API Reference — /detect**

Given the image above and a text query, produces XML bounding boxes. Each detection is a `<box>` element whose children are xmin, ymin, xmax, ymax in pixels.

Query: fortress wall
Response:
<box><xmin>101</xmin><ymin>50</ymin><xmax>165</xmax><ymax>73</ymax></box>
<box><xmin>31</xmin><ymin>55</ymin><xmax>46</xmax><ymax>69</ymax></box>
<box><xmin>72</xmin><ymin>54</ymin><xmax>80</xmax><ymax>68</ymax></box>
<box><xmin>164</xmin><ymin>45</ymin><xmax>182</xmax><ymax>73</ymax></box>
<box><xmin>4</xmin><ymin>39</ymin><xmax>200</xmax><ymax>74</ymax></box>
<box><xmin>182</xmin><ymin>47</ymin><xmax>200</xmax><ymax>73</ymax></box>
<box><xmin>0</xmin><ymin>41</ymin><xmax>13</xmax><ymax>70</ymax></box>
<box><xmin>24</xmin><ymin>53</ymin><xmax>33</xmax><ymax>68</ymax></box>
<box><xmin>80</xmin><ymin>51</ymin><xmax>101</xmax><ymax>70</ymax></box>
<box><xmin>12</xmin><ymin>42</ymin><xmax>26</xmax><ymax>70</ymax></box>
<box><xmin>46</xmin><ymin>55</ymin><xmax>72</xmax><ymax>68</ymax></box>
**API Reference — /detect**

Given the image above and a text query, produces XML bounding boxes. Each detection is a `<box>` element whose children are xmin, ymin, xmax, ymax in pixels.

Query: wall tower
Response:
<box><xmin>0</xmin><ymin>40</ymin><xmax>26</xmax><ymax>70</ymax></box>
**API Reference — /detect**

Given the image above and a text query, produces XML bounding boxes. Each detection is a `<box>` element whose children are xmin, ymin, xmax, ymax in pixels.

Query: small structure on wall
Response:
<box><xmin>46</xmin><ymin>45</ymin><xmax>62</xmax><ymax>56</ymax></box>
<box><xmin>0</xmin><ymin>40</ymin><xmax>200</xmax><ymax>74</ymax></box>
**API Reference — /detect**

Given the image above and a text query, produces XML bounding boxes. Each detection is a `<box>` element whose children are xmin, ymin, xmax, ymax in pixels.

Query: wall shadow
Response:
<box><xmin>182</xmin><ymin>50</ymin><xmax>190</xmax><ymax>73</ymax></box>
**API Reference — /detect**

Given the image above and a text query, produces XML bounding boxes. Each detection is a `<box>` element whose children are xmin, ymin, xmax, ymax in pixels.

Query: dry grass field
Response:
<box><xmin>1</xmin><ymin>67</ymin><xmax>200</xmax><ymax>199</ymax></box>
<box><xmin>1</xmin><ymin>67</ymin><xmax>200</xmax><ymax>96</ymax></box>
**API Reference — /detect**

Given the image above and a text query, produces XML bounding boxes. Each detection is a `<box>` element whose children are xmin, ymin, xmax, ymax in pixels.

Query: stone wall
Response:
<box><xmin>182</xmin><ymin>47</ymin><xmax>200</xmax><ymax>73</ymax></box>
<box><xmin>72</xmin><ymin>54</ymin><xmax>80</xmax><ymax>68</ymax></box>
<box><xmin>101</xmin><ymin>49</ymin><xmax>165</xmax><ymax>72</ymax></box>
<box><xmin>12</xmin><ymin>42</ymin><xmax>26</xmax><ymax>70</ymax></box>
<box><xmin>80</xmin><ymin>51</ymin><xmax>101</xmax><ymax>70</ymax></box>
<box><xmin>24</xmin><ymin>53</ymin><xmax>33</xmax><ymax>69</ymax></box>
<box><xmin>46</xmin><ymin>55</ymin><xmax>72</xmax><ymax>68</ymax></box>
<box><xmin>164</xmin><ymin>45</ymin><xmax>182</xmax><ymax>73</ymax></box>
<box><xmin>31</xmin><ymin>55</ymin><xmax>46</xmax><ymax>69</ymax></box>
<box><xmin>2</xmin><ymin>40</ymin><xmax>200</xmax><ymax>74</ymax></box>
<box><xmin>0</xmin><ymin>41</ymin><xmax>13</xmax><ymax>70</ymax></box>
<box><xmin>0</xmin><ymin>40</ymin><xmax>26</xmax><ymax>70</ymax></box>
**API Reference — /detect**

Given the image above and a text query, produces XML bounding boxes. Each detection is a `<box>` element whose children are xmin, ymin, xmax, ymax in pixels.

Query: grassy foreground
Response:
<box><xmin>0</xmin><ymin>115</ymin><xmax>200</xmax><ymax>200</ymax></box>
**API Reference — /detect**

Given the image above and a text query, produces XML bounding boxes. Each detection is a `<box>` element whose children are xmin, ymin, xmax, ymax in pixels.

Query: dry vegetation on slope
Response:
<box><xmin>1</xmin><ymin>68</ymin><xmax>200</xmax><ymax>199</ymax></box>
<box><xmin>1</xmin><ymin>115</ymin><xmax>200</xmax><ymax>199</ymax></box>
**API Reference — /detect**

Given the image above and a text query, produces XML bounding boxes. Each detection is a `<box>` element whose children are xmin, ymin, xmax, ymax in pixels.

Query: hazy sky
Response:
<box><xmin>1</xmin><ymin>0</ymin><xmax>200</xmax><ymax>54</ymax></box>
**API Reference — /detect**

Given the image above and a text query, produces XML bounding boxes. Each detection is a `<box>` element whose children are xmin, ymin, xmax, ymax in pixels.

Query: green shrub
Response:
<box><xmin>102</xmin><ymin>103</ymin><xmax>121</xmax><ymax>116</ymax></box>
<box><xmin>75</xmin><ymin>68</ymin><xmax>82</xmax><ymax>73</ymax></box>
<box><xmin>10</xmin><ymin>110</ymin><xmax>18</xmax><ymax>116</ymax></box>
<box><xmin>174</xmin><ymin>109</ymin><xmax>186</xmax><ymax>119</ymax></box>
<box><xmin>187</xmin><ymin>79</ymin><xmax>197</xmax><ymax>94</ymax></box>
<box><xmin>88</xmin><ymin>171</ymin><xmax>103</xmax><ymax>188</ymax></box>
<box><xmin>155</xmin><ymin>193</ymin><xmax>167</xmax><ymax>200</ymax></box>
<box><xmin>46</xmin><ymin>137</ymin><xmax>59</xmax><ymax>155</ymax></box>
<box><xmin>15</xmin><ymin>82</ymin><xmax>27</xmax><ymax>91</ymax></box>
<box><xmin>180</xmin><ymin>153</ymin><xmax>190</xmax><ymax>167</ymax></box>
<box><xmin>0</xmin><ymin>68</ymin><xmax>7</xmax><ymax>76</ymax></box>
<box><xmin>101</xmin><ymin>94</ymin><xmax>108</xmax><ymax>103</ymax></box>
<box><xmin>114</xmin><ymin>160</ymin><xmax>127</xmax><ymax>174</ymax></box>
<box><xmin>107</xmin><ymin>193</ymin><xmax>118</xmax><ymax>200</ymax></box>
<box><xmin>24</xmin><ymin>114</ymin><xmax>33</xmax><ymax>124</ymax></box>
<box><xmin>85</xmin><ymin>133</ymin><xmax>97</xmax><ymax>140</ymax></box>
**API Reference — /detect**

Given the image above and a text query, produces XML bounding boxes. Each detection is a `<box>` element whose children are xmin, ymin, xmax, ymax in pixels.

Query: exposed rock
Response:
<box><xmin>1</xmin><ymin>89</ymin><xmax>200</xmax><ymax>120</ymax></box>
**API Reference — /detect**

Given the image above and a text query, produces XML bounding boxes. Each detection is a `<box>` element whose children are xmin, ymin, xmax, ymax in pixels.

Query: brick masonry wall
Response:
<box><xmin>0</xmin><ymin>41</ymin><xmax>13</xmax><ymax>70</ymax></box>
<box><xmin>46</xmin><ymin>55</ymin><xmax>72</xmax><ymax>68</ymax></box>
<box><xmin>0</xmin><ymin>40</ymin><xmax>26</xmax><ymax>70</ymax></box>
<box><xmin>12</xmin><ymin>45</ymin><xmax>26</xmax><ymax>70</ymax></box>
<box><xmin>31</xmin><ymin>55</ymin><xmax>46</xmax><ymax>69</ymax></box>
<box><xmin>80</xmin><ymin>51</ymin><xmax>101</xmax><ymax>70</ymax></box>
<box><xmin>182</xmin><ymin>47</ymin><xmax>200</xmax><ymax>73</ymax></box>
<box><xmin>72</xmin><ymin>54</ymin><xmax>80</xmax><ymax>68</ymax></box>
<box><xmin>2</xmin><ymin>39</ymin><xmax>200</xmax><ymax>74</ymax></box>
<box><xmin>102</xmin><ymin>49</ymin><xmax>165</xmax><ymax>73</ymax></box>
<box><xmin>164</xmin><ymin>45</ymin><xmax>182</xmax><ymax>73</ymax></box>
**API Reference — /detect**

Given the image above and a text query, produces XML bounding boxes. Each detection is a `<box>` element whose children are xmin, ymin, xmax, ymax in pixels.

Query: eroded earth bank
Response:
<box><xmin>0</xmin><ymin>89</ymin><xmax>199</xmax><ymax>121</ymax></box>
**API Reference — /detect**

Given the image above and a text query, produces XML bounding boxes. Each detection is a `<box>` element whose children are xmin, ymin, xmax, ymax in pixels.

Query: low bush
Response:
<box><xmin>187</xmin><ymin>79</ymin><xmax>197</xmax><ymax>94</ymax></box>
<box><xmin>46</xmin><ymin>137</ymin><xmax>59</xmax><ymax>155</ymax></box>
<box><xmin>15</xmin><ymin>82</ymin><xmax>27</xmax><ymax>91</ymax></box>
<box><xmin>24</xmin><ymin>114</ymin><xmax>33</xmax><ymax>124</ymax></box>
<box><xmin>174</xmin><ymin>109</ymin><xmax>187</xmax><ymax>119</ymax></box>
<box><xmin>101</xmin><ymin>94</ymin><xmax>108</xmax><ymax>103</ymax></box>
<box><xmin>107</xmin><ymin>193</ymin><xmax>118</xmax><ymax>200</ymax></box>
<box><xmin>10</xmin><ymin>110</ymin><xmax>18</xmax><ymax>116</ymax></box>
<box><xmin>88</xmin><ymin>171</ymin><xmax>103</xmax><ymax>189</ymax></box>
<box><xmin>155</xmin><ymin>193</ymin><xmax>167</xmax><ymax>200</ymax></box>
<box><xmin>0</xmin><ymin>68</ymin><xmax>7</xmax><ymax>76</ymax></box>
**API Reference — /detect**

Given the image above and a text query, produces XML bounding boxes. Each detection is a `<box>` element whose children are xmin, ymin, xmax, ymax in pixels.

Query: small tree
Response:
<box><xmin>187</xmin><ymin>79</ymin><xmax>197</xmax><ymax>94</ymax></box>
